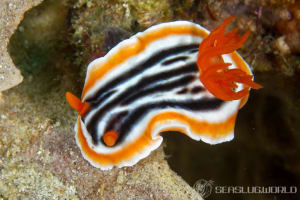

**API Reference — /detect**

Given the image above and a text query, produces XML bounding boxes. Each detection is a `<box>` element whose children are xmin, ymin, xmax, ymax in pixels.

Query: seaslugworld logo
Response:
<box><xmin>215</xmin><ymin>186</ymin><xmax>297</xmax><ymax>194</ymax></box>
<box><xmin>193</xmin><ymin>179</ymin><xmax>214</xmax><ymax>198</ymax></box>
<box><xmin>193</xmin><ymin>179</ymin><xmax>297</xmax><ymax>198</ymax></box>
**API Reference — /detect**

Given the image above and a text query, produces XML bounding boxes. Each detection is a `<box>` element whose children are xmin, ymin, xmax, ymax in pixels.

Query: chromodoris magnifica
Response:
<box><xmin>66</xmin><ymin>17</ymin><xmax>262</xmax><ymax>170</ymax></box>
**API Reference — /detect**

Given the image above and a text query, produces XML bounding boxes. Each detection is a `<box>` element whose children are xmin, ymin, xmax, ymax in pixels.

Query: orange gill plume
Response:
<box><xmin>197</xmin><ymin>16</ymin><xmax>262</xmax><ymax>101</ymax></box>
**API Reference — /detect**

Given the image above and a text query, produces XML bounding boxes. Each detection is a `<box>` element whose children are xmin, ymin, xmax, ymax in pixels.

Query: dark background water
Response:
<box><xmin>165</xmin><ymin>72</ymin><xmax>300</xmax><ymax>200</ymax></box>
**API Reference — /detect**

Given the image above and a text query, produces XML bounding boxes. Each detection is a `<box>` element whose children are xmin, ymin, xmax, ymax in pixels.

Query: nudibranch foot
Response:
<box><xmin>197</xmin><ymin>17</ymin><xmax>261</xmax><ymax>101</ymax></box>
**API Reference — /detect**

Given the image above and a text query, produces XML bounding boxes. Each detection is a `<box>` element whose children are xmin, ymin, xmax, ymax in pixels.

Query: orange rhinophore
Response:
<box><xmin>66</xmin><ymin>92</ymin><xmax>90</xmax><ymax>116</ymax></box>
<box><xmin>197</xmin><ymin>16</ymin><xmax>262</xmax><ymax>101</ymax></box>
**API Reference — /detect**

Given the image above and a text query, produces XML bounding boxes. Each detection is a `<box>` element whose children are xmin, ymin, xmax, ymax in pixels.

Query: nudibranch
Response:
<box><xmin>66</xmin><ymin>17</ymin><xmax>262</xmax><ymax>170</ymax></box>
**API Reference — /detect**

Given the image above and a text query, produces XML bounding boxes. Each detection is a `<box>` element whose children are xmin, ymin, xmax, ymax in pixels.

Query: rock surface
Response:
<box><xmin>0</xmin><ymin>0</ymin><xmax>44</xmax><ymax>91</ymax></box>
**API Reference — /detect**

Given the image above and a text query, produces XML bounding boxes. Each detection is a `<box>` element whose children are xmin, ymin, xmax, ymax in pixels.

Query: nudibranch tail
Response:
<box><xmin>66</xmin><ymin>92</ymin><xmax>90</xmax><ymax>116</ymax></box>
<box><xmin>197</xmin><ymin>17</ymin><xmax>262</xmax><ymax>101</ymax></box>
